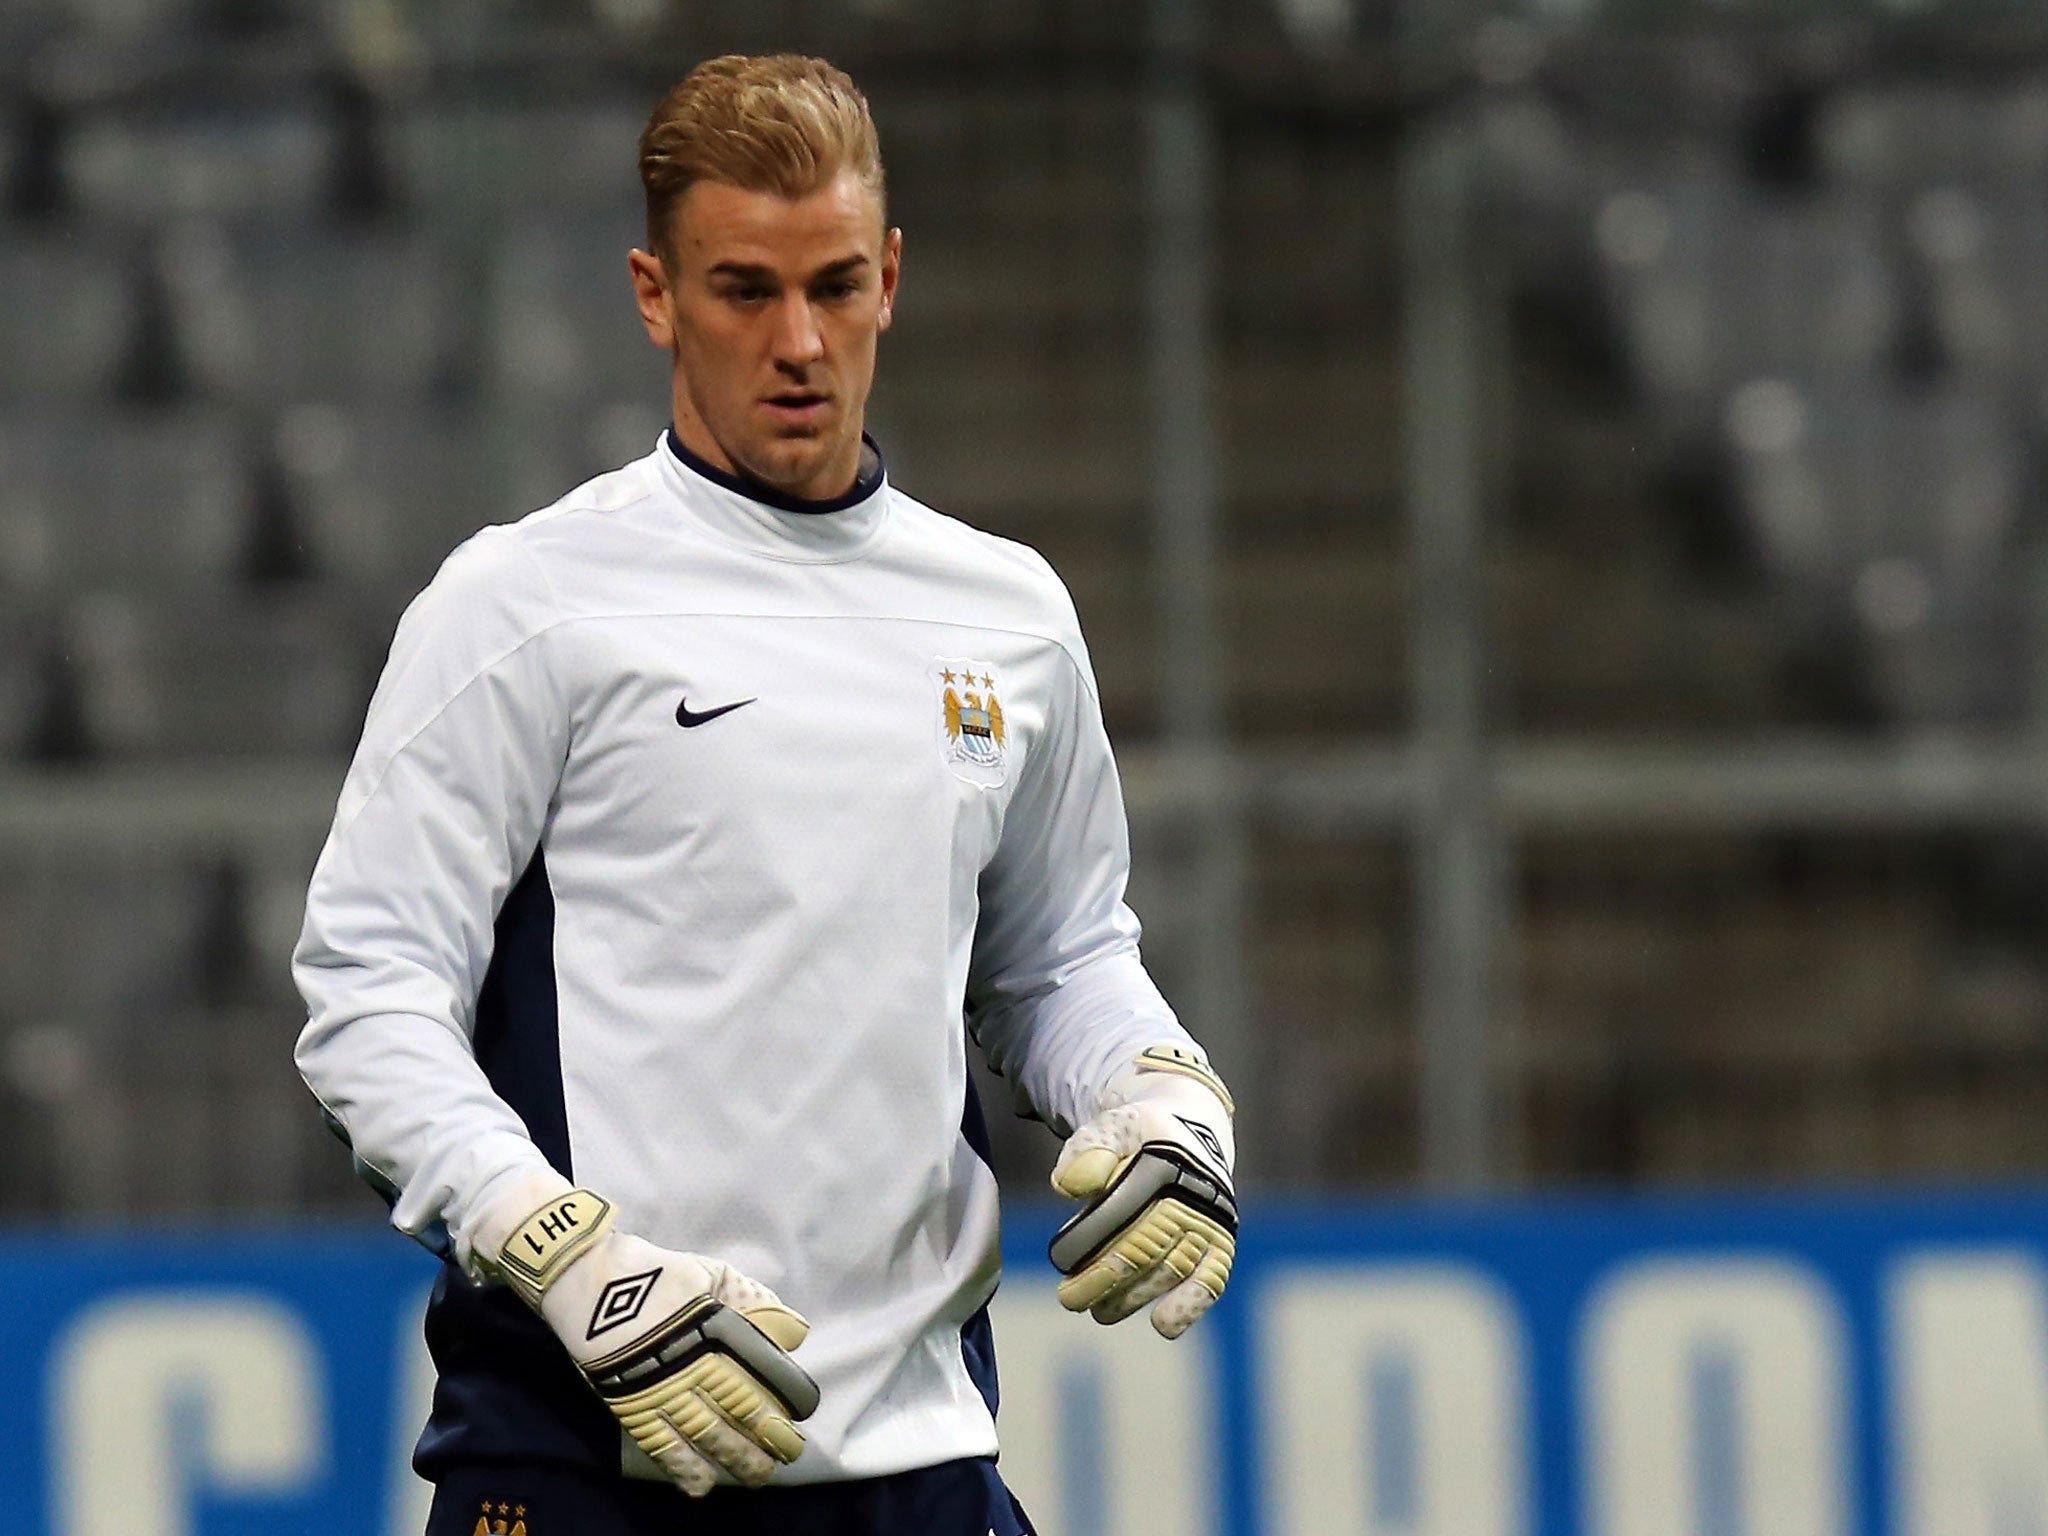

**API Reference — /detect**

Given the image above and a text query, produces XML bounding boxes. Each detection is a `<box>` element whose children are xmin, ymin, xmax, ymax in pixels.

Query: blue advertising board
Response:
<box><xmin>5</xmin><ymin>1190</ymin><xmax>2048</xmax><ymax>1535</ymax></box>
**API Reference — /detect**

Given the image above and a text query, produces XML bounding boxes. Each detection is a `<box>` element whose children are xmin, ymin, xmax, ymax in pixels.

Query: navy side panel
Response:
<box><xmin>959</xmin><ymin>1070</ymin><xmax>1001</xmax><ymax>1419</ymax></box>
<box><xmin>472</xmin><ymin>848</ymin><xmax>571</xmax><ymax>1173</ymax></box>
<box><xmin>416</xmin><ymin>847</ymin><xmax>619</xmax><ymax>1479</ymax></box>
<box><xmin>960</xmin><ymin>1068</ymin><xmax>994</xmax><ymax>1168</ymax></box>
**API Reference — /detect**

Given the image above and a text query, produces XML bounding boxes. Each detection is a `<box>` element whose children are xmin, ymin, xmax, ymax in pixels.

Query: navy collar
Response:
<box><xmin>664</xmin><ymin>427</ymin><xmax>885</xmax><ymax>514</ymax></box>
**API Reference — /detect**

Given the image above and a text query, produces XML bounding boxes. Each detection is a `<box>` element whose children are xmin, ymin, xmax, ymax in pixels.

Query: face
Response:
<box><xmin>630</xmin><ymin>170</ymin><xmax>900</xmax><ymax>501</ymax></box>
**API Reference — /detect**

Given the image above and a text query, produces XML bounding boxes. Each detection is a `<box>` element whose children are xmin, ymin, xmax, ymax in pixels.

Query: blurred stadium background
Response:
<box><xmin>10</xmin><ymin>0</ymin><xmax>2048</xmax><ymax>1530</ymax></box>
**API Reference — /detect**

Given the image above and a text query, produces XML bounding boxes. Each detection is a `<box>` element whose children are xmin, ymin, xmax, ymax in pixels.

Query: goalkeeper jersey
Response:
<box><xmin>292</xmin><ymin>431</ymin><xmax>1199</xmax><ymax>1484</ymax></box>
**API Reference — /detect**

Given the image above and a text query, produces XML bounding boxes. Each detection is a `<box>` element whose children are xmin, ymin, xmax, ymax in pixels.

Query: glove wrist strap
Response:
<box><xmin>1129</xmin><ymin>1044</ymin><xmax>1236</xmax><ymax>1118</ymax></box>
<box><xmin>495</xmin><ymin>1187</ymin><xmax>615</xmax><ymax>1308</ymax></box>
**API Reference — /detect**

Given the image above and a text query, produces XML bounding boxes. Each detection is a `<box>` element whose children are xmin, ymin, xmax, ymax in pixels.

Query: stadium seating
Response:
<box><xmin>388</xmin><ymin>97</ymin><xmax>652</xmax><ymax>217</ymax></box>
<box><xmin>0</xmin><ymin>407</ymin><xmax>253</xmax><ymax>591</ymax></box>
<box><xmin>9</xmin><ymin>3</ymin><xmax>2048</xmax><ymax>1209</ymax></box>
<box><xmin>0</xmin><ymin>846</ymin><xmax>215</xmax><ymax>1026</ymax></box>
<box><xmin>0</xmin><ymin>232</ymin><xmax>135</xmax><ymax>400</ymax></box>
<box><xmin>1903</xmin><ymin>184</ymin><xmax>2048</xmax><ymax>391</ymax></box>
<box><xmin>0</xmin><ymin>611</ymin><xmax>49</xmax><ymax>762</ymax></box>
<box><xmin>173</xmin><ymin>225</ymin><xmax>472</xmax><ymax>403</ymax></box>
<box><xmin>62</xmin><ymin>99</ymin><xmax>333</xmax><ymax>227</ymax></box>
<box><xmin>1594</xmin><ymin>179</ymin><xmax>1899</xmax><ymax>433</ymax></box>
<box><xmin>485</xmin><ymin>209</ymin><xmax>664</xmax><ymax>401</ymax></box>
<box><xmin>1818</xmin><ymin>78</ymin><xmax>2048</xmax><ymax>189</ymax></box>
<box><xmin>269</xmin><ymin>401</ymin><xmax>506</xmax><ymax>591</ymax></box>
<box><xmin>1724</xmin><ymin>376</ymin><xmax>2028</xmax><ymax>725</ymax></box>
<box><xmin>58</xmin><ymin>589</ymin><xmax>373</xmax><ymax>759</ymax></box>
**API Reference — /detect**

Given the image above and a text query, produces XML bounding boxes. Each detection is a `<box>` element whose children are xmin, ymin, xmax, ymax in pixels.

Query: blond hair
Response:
<box><xmin>638</xmin><ymin>54</ymin><xmax>885</xmax><ymax>267</ymax></box>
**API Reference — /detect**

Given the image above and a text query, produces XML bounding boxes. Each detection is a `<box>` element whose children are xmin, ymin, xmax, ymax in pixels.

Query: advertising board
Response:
<box><xmin>6</xmin><ymin>1191</ymin><xmax>2047</xmax><ymax>1535</ymax></box>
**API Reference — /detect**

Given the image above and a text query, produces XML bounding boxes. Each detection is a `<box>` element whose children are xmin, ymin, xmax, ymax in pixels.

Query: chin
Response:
<box><xmin>755</xmin><ymin>437</ymin><xmax>845</xmax><ymax>490</ymax></box>
<box><xmin>751</xmin><ymin>442</ymin><xmax>823</xmax><ymax>483</ymax></box>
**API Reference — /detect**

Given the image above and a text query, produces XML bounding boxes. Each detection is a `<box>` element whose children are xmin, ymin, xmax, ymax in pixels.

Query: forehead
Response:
<box><xmin>672</xmin><ymin>171</ymin><xmax>884</xmax><ymax>271</ymax></box>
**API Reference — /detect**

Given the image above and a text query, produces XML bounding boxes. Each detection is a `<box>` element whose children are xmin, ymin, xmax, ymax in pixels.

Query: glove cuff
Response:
<box><xmin>1120</xmin><ymin>1044</ymin><xmax>1235</xmax><ymax>1118</ymax></box>
<box><xmin>472</xmin><ymin>1168</ymin><xmax>617</xmax><ymax>1309</ymax></box>
<box><xmin>497</xmin><ymin>1188</ymin><xmax>616</xmax><ymax>1308</ymax></box>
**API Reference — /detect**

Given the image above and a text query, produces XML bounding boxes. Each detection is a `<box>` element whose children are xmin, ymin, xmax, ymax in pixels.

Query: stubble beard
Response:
<box><xmin>734</xmin><ymin>410</ymin><xmax>846</xmax><ymax>495</ymax></box>
<box><xmin>673</xmin><ymin>332</ymin><xmax>866</xmax><ymax>498</ymax></box>
<box><xmin>693</xmin><ymin>392</ymin><xmax>860</xmax><ymax>500</ymax></box>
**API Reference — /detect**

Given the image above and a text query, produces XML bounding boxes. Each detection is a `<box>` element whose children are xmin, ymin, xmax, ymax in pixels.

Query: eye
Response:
<box><xmin>815</xmin><ymin>278</ymin><xmax>861</xmax><ymax>301</ymax></box>
<box><xmin>722</xmin><ymin>284</ymin><xmax>772</xmax><ymax>305</ymax></box>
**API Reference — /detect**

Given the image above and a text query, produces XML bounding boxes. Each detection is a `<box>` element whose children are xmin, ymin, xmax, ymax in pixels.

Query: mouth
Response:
<box><xmin>761</xmin><ymin>390</ymin><xmax>830</xmax><ymax>428</ymax></box>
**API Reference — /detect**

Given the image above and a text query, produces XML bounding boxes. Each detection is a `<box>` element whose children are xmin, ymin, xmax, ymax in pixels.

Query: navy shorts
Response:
<box><xmin>427</xmin><ymin>1457</ymin><xmax>1037</xmax><ymax>1536</ymax></box>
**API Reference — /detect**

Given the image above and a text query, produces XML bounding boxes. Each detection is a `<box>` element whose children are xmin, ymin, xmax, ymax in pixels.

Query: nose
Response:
<box><xmin>771</xmin><ymin>293</ymin><xmax>825</xmax><ymax>367</ymax></box>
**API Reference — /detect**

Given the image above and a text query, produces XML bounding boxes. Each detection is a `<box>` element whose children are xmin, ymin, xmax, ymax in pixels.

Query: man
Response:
<box><xmin>294</xmin><ymin>53</ymin><xmax>1238</xmax><ymax>1535</ymax></box>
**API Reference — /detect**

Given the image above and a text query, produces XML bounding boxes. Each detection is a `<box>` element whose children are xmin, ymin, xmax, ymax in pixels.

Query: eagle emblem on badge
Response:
<box><xmin>933</xmin><ymin>658</ymin><xmax>1010</xmax><ymax>786</ymax></box>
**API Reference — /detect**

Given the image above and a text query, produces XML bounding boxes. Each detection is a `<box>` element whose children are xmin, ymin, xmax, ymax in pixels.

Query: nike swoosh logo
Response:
<box><xmin>676</xmin><ymin>696</ymin><xmax>756</xmax><ymax>728</ymax></box>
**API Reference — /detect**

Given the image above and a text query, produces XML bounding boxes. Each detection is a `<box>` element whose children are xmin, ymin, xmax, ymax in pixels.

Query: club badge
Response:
<box><xmin>933</xmin><ymin>658</ymin><xmax>1009</xmax><ymax>787</ymax></box>
<box><xmin>472</xmin><ymin>1501</ymin><xmax>529</xmax><ymax>1536</ymax></box>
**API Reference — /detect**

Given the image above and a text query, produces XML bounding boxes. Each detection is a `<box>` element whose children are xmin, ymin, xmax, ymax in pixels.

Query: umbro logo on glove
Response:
<box><xmin>588</xmin><ymin>1267</ymin><xmax>663</xmax><ymax>1339</ymax></box>
<box><xmin>1176</xmin><ymin>1114</ymin><xmax>1228</xmax><ymax>1171</ymax></box>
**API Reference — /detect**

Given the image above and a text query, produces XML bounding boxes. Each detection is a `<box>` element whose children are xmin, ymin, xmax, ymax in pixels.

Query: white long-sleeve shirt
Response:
<box><xmin>292</xmin><ymin>432</ymin><xmax>1202</xmax><ymax>1483</ymax></box>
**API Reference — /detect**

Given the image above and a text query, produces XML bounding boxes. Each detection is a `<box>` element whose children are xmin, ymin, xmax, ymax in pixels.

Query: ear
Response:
<box><xmin>629</xmin><ymin>248</ymin><xmax>675</xmax><ymax>351</ymax></box>
<box><xmin>877</xmin><ymin>227</ymin><xmax>902</xmax><ymax>334</ymax></box>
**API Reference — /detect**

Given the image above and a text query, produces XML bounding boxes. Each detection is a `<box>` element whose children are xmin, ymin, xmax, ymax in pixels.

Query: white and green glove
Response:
<box><xmin>1048</xmin><ymin>1045</ymin><xmax>1239</xmax><ymax>1339</ymax></box>
<box><xmin>473</xmin><ymin>1171</ymin><xmax>817</xmax><ymax>1497</ymax></box>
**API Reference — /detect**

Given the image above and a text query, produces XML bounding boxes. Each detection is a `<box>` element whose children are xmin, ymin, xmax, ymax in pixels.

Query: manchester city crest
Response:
<box><xmin>472</xmin><ymin>1501</ymin><xmax>529</xmax><ymax>1536</ymax></box>
<box><xmin>933</xmin><ymin>657</ymin><xmax>1009</xmax><ymax>787</ymax></box>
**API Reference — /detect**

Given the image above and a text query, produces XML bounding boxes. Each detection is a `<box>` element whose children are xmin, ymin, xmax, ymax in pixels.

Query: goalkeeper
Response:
<box><xmin>293</xmin><ymin>52</ymin><xmax>1238</xmax><ymax>1535</ymax></box>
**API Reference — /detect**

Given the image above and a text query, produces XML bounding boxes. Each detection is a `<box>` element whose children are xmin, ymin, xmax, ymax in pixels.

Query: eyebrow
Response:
<box><xmin>707</xmin><ymin>255</ymin><xmax>871</xmax><ymax>284</ymax></box>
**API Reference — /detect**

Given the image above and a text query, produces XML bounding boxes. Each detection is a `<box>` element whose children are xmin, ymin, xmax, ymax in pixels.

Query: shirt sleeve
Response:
<box><xmin>292</xmin><ymin>526</ymin><xmax>571</xmax><ymax>1271</ymax></box>
<box><xmin>965</xmin><ymin>613</ymin><xmax>1206</xmax><ymax>1138</ymax></box>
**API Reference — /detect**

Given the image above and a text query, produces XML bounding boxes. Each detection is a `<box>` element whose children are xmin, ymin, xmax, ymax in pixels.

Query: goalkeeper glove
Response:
<box><xmin>473</xmin><ymin>1170</ymin><xmax>818</xmax><ymax>1497</ymax></box>
<box><xmin>1048</xmin><ymin>1045</ymin><xmax>1238</xmax><ymax>1339</ymax></box>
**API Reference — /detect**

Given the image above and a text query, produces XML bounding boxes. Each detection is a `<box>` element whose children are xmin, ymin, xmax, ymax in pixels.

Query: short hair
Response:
<box><xmin>638</xmin><ymin>54</ymin><xmax>886</xmax><ymax>269</ymax></box>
